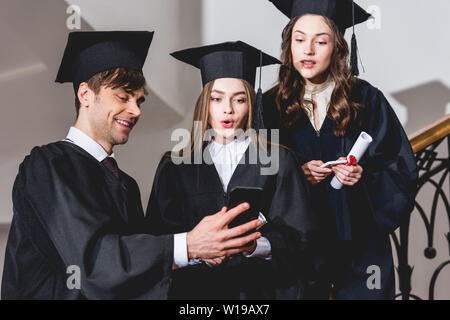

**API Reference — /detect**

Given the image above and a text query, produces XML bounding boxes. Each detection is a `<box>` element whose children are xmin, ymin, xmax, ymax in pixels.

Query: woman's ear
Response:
<box><xmin>77</xmin><ymin>82</ymin><xmax>91</xmax><ymax>109</ymax></box>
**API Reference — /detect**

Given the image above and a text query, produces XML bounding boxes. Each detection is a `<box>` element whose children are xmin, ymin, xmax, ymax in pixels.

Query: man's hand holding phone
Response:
<box><xmin>186</xmin><ymin>202</ymin><xmax>263</xmax><ymax>262</ymax></box>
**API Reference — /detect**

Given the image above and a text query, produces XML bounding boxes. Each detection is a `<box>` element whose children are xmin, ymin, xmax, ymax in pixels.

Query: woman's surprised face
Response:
<box><xmin>291</xmin><ymin>14</ymin><xmax>334</xmax><ymax>85</ymax></box>
<box><xmin>208</xmin><ymin>78</ymin><xmax>249</xmax><ymax>141</ymax></box>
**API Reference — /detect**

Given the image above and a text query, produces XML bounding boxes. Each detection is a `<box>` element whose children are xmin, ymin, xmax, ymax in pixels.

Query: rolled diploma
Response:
<box><xmin>330</xmin><ymin>131</ymin><xmax>373</xmax><ymax>190</ymax></box>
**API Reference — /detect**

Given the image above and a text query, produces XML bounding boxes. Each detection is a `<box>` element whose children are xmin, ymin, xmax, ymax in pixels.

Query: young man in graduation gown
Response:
<box><xmin>263</xmin><ymin>0</ymin><xmax>419</xmax><ymax>299</ymax></box>
<box><xmin>1</xmin><ymin>31</ymin><xmax>263</xmax><ymax>300</ymax></box>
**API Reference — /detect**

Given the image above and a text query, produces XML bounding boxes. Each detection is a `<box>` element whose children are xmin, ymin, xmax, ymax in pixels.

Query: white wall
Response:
<box><xmin>202</xmin><ymin>0</ymin><xmax>286</xmax><ymax>94</ymax></box>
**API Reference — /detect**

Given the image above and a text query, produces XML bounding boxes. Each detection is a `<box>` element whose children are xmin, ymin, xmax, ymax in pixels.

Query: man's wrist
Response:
<box><xmin>186</xmin><ymin>231</ymin><xmax>196</xmax><ymax>260</ymax></box>
<box><xmin>173</xmin><ymin>232</ymin><xmax>189</xmax><ymax>268</ymax></box>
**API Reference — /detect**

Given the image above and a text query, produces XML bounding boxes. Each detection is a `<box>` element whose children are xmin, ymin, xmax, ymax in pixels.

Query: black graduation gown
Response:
<box><xmin>145</xmin><ymin>143</ymin><xmax>316</xmax><ymax>300</ymax></box>
<box><xmin>263</xmin><ymin>79</ymin><xmax>418</xmax><ymax>299</ymax></box>
<box><xmin>1</xmin><ymin>141</ymin><xmax>173</xmax><ymax>300</ymax></box>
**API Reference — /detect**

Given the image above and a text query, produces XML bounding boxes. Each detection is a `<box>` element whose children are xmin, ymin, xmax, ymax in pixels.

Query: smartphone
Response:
<box><xmin>227</xmin><ymin>186</ymin><xmax>263</xmax><ymax>229</ymax></box>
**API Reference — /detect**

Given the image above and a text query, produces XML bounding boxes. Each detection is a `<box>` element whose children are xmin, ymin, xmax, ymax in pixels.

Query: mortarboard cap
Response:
<box><xmin>56</xmin><ymin>31</ymin><xmax>154</xmax><ymax>93</ymax></box>
<box><xmin>170</xmin><ymin>41</ymin><xmax>280</xmax><ymax>87</ymax></box>
<box><xmin>269</xmin><ymin>0</ymin><xmax>371</xmax><ymax>76</ymax></box>
<box><xmin>269</xmin><ymin>0</ymin><xmax>370</xmax><ymax>34</ymax></box>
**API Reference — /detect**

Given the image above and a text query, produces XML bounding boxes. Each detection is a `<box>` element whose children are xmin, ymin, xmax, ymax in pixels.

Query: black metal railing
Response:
<box><xmin>391</xmin><ymin>135</ymin><xmax>450</xmax><ymax>300</ymax></box>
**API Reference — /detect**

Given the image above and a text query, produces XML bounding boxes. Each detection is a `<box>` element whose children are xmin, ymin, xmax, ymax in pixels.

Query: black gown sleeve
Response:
<box><xmin>144</xmin><ymin>154</ymin><xmax>189</xmax><ymax>235</ymax></box>
<box><xmin>358</xmin><ymin>90</ymin><xmax>419</xmax><ymax>233</ymax></box>
<box><xmin>13</xmin><ymin>147</ymin><xmax>174</xmax><ymax>299</ymax></box>
<box><xmin>262</xmin><ymin>147</ymin><xmax>317</xmax><ymax>283</ymax></box>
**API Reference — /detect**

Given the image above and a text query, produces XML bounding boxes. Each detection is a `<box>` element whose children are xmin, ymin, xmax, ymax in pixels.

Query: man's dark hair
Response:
<box><xmin>75</xmin><ymin>67</ymin><xmax>147</xmax><ymax>117</ymax></box>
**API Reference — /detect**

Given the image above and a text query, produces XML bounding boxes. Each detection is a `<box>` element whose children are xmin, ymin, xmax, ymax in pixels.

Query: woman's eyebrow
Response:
<box><xmin>294</xmin><ymin>30</ymin><xmax>331</xmax><ymax>37</ymax></box>
<box><xmin>211</xmin><ymin>90</ymin><xmax>246</xmax><ymax>96</ymax></box>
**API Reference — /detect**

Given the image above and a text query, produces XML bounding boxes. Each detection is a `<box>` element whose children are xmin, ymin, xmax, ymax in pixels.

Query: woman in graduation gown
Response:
<box><xmin>145</xmin><ymin>41</ymin><xmax>316</xmax><ymax>299</ymax></box>
<box><xmin>263</xmin><ymin>0</ymin><xmax>419</xmax><ymax>299</ymax></box>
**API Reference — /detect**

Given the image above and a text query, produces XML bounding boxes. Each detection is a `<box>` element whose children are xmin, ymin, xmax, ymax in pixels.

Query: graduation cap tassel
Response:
<box><xmin>253</xmin><ymin>50</ymin><xmax>265</xmax><ymax>132</ymax></box>
<box><xmin>350</xmin><ymin>33</ymin><xmax>359</xmax><ymax>76</ymax></box>
<box><xmin>254</xmin><ymin>89</ymin><xmax>264</xmax><ymax>132</ymax></box>
<box><xmin>350</xmin><ymin>0</ymin><xmax>359</xmax><ymax>77</ymax></box>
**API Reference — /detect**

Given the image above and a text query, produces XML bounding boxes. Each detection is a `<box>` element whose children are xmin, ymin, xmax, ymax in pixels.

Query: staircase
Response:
<box><xmin>392</xmin><ymin>115</ymin><xmax>450</xmax><ymax>300</ymax></box>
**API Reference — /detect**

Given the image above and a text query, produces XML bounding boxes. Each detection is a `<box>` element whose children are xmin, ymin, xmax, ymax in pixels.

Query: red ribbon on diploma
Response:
<box><xmin>347</xmin><ymin>155</ymin><xmax>357</xmax><ymax>166</ymax></box>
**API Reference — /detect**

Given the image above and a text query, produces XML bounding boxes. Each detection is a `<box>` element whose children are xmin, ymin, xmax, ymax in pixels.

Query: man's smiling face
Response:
<box><xmin>87</xmin><ymin>85</ymin><xmax>145</xmax><ymax>150</ymax></box>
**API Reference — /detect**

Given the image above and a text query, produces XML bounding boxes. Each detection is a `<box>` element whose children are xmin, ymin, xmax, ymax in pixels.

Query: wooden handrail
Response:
<box><xmin>409</xmin><ymin>115</ymin><xmax>450</xmax><ymax>154</ymax></box>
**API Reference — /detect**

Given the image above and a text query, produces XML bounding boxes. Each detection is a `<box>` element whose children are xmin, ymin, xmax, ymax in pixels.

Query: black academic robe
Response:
<box><xmin>263</xmin><ymin>79</ymin><xmax>418</xmax><ymax>300</ymax></box>
<box><xmin>145</xmin><ymin>143</ymin><xmax>316</xmax><ymax>300</ymax></box>
<box><xmin>1</xmin><ymin>141</ymin><xmax>173</xmax><ymax>300</ymax></box>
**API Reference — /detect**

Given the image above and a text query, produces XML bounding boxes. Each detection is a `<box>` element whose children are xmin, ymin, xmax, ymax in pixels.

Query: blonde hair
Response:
<box><xmin>189</xmin><ymin>79</ymin><xmax>265</xmax><ymax>155</ymax></box>
<box><xmin>167</xmin><ymin>78</ymin><xmax>285</xmax><ymax>168</ymax></box>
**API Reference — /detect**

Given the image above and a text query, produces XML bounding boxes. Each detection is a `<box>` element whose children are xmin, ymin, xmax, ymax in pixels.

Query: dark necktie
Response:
<box><xmin>102</xmin><ymin>157</ymin><xmax>120</xmax><ymax>179</ymax></box>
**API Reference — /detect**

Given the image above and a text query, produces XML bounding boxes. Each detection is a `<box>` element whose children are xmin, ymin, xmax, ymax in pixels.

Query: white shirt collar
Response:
<box><xmin>208</xmin><ymin>136</ymin><xmax>251</xmax><ymax>192</ymax></box>
<box><xmin>63</xmin><ymin>126</ymin><xmax>115</xmax><ymax>162</ymax></box>
<box><xmin>208</xmin><ymin>135</ymin><xmax>251</xmax><ymax>159</ymax></box>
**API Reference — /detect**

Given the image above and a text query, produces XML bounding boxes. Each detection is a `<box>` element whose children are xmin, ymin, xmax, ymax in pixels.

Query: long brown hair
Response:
<box><xmin>275</xmin><ymin>14</ymin><xmax>363</xmax><ymax>136</ymax></box>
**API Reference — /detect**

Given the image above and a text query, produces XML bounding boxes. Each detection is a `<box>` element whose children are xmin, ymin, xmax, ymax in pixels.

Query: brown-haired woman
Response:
<box><xmin>264</xmin><ymin>0</ymin><xmax>418</xmax><ymax>299</ymax></box>
<box><xmin>145</xmin><ymin>41</ymin><xmax>316</xmax><ymax>299</ymax></box>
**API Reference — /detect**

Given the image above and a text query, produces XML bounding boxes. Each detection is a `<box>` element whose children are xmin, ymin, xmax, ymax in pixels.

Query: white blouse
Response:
<box><xmin>208</xmin><ymin>136</ymin><xmax>251</xmax><ymax>192</ymax></box>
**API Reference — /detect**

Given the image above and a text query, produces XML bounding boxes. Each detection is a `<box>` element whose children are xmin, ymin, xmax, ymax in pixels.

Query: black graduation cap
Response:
<box><xmin>269</xmin><ymin>0</ymin><xmax>371</xmax><ymax>75</ymax></box>
<box><xmin>171</xmin><ymin>41</ymin><xmax>281</xmax><ymax>130</ymax></box>
<box><xmin>56</xmin><ymin>31</ymin><xmax>154</xmax><ymax>93</ymax></box>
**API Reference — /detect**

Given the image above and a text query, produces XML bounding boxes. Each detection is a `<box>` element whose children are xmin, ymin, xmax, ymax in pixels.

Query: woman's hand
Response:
<box><xmin>202</xmin><ymin>256</ymin><xmax>227</xmax><ymax>267</ymax></box>
<box><xmin>301</xmin><ymin>160</ymin><xmax>333</xmax><ymax>185</ymax></box>
<box><xmin>332</xmin><ymin>157</ymin><xmax>363</xmax><ymax>186</ymax></box>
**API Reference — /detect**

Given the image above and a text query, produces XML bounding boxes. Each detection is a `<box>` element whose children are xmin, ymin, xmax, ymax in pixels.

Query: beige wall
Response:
<box><xmin>0</xmin><ymin>225</ymin><xmax>9</xmax><ymax>289</ymax></box>
<box><xmin>0</xmin><ymin>0</ymin><xmax>202</xmax><ymax>297</ymax></box>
